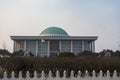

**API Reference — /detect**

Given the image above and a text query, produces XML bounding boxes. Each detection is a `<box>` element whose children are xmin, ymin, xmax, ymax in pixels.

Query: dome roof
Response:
<box><xmin>40</xmin><ymin>27</ymin><xmax>69</xmax><ymax>36</ymax></box>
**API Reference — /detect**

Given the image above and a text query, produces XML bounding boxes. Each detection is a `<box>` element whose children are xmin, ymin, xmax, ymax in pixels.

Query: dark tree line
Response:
<box><xmin>0</xmin><ymin>49</ymin><xmax>11</xmax><ymax>56</ymax></box>
<box><xmin>0</xmin><ymin>49</ymin><xmax>120</xmax><ymax>57</ymax></box>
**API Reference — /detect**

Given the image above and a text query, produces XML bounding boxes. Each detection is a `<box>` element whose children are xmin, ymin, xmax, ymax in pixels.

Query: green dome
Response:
<box><xmin>40</xmin><ymin>27</ymin><xmax>69</xmax><ymax>36</ymax></box>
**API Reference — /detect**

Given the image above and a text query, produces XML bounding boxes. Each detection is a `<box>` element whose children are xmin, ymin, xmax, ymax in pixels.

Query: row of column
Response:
<box><xmin>59</xmin><ymin>40</ymin><xmax>95</xmax><ymax>53</ymax></box>
<box><xmin>14</xmin><ymin>41</ymin><xmax>20</xmax><ymax>52</ymax></box>
<box><xmin>22</xmin><ymin>40</ymin><xmax>50</xmax><ymax>57</ymax></box>
<box><xmin>20</xmin><ymin>40</ymin><xmax>95</xmax><ymax>57</ymax></box>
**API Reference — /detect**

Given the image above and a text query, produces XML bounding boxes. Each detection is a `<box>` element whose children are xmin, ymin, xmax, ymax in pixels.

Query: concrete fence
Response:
<box><xmin>1</xmin><ymin>70</ymin><xmax>120</xmax><ymax>80</ymax></box>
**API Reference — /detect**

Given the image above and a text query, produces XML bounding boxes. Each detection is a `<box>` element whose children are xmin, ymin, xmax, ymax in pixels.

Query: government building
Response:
<box><xmin>11</xmin><ymin>27</ymin><xmax>98</xmax><ymax>57</ymax></box>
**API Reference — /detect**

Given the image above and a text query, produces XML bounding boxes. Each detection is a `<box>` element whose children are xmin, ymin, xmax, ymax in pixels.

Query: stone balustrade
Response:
<box><xmin>1</xmin><ymin>70</ymin><xmax>120</xmax><ymax>80</ymax></box>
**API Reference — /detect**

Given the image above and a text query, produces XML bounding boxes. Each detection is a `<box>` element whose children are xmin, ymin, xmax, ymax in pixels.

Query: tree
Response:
<box><xmin>112</xmin><ymin>50</ymin><xmax>120</xmax><ymax>57</ymax></box>
<box><xmin>12</xmin><ymin>50</ymin><xmax>24</xmax><ymax>57</ymax></box>
<box><xmin>0</xmin><ymin>49</ymin><xmax>11</xmax><ymax>56</ymax></box>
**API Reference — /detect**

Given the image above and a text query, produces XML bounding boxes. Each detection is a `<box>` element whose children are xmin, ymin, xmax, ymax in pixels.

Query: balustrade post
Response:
<box><xmin>2</xmin><ymin>71</ymin><xmax>8</xmax><ymax>80</ymax></box>
<box><xmin>33</xmin><ymin>71</ymin><xmax>38</xmax><ymax>80</ymax></box>
<box><xmin>112</xmin><ymin>70</ymin><xmax>119</xmax><ymax>80</ymax></box>
<box><xmin>18</xmin><ymin>71</ymin><xmax>23</xmax><ymax>80</ymax></box>
<box><xmin>47</xmin><ymin>71</ymin><xmax>53</xmax><ymax>80</ymax></box>
<box><xmin>40</xmin><ymin>71</ymin><xmax>46</xmax><ymax>80</ymax></box>
<box><xmin>55</xmin><ymin>70</ymin><xmax>60</xmax><ymax>80</ymax></box>
<box><xmin>11</xmin><ymin>71</ymin><xmax>16</xmax><ymax>80</ymax></box>
<box><xmin>25</xmin><ymin>71</ymin><xmax>30</xmax><ymax>80</ymax></box>
<box><xmin>77</xmin><ymin>70</ymin><xmax>82</xmax><ymax>80</ymax></box>
<box><xmin>85</xmin><ymin>70</ymin><xmax>89</xmax><ymax>78</ymax></box>
<box><xmin>113</xmin><ymin>70</ymin><xmax>117</xmax><ymax>77</ymax></box>
<box><xmin>62</xmin><ymin>70</ymin><xmax>66</xmax><ymax>80</ymax></box>
<box><xmin>92</xmin><ymin>70</ymin><xmax>96</xmax><ymax>80</ymax></box>
<box><xmin>70</xmin><ymin>70</ymin><xmax>75</xmax><ymax>80</ymax></box>
<box><xmin>106</xmin><ymin>70</ymin><xmax>110</xmax><ymax>79</ymax></box>
<box><xmin>98</xmin><ymin>70</ymin><xmax>104</xmax><ymax>80</ymax></box>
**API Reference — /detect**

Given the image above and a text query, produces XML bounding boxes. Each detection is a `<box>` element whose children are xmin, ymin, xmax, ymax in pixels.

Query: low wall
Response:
<box><xmin>1</xmin><ymin>70</ymin><xmax>120</xmax><ymax>80</ymax></box>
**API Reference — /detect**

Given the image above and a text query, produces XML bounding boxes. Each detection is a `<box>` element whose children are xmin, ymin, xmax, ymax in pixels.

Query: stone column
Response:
<box><xmin>71</xmin><ymin>40</ymin><xmax>73</xmax><ymax>52</ymax></box>
<box><xmin>47</xmin><ymin>40</ymin><xmax>50</xmax><ymax>57</ymax></box>
<box><xmin>36</xmin><ymin>40</ymin><xmax>38</xmax><ymax>56</ymax></box>
<box><xmin>90</xmin><ymin>41</ymin><xmax>92</xmax><ymax>52</ymax></box>
<box><xmin>24</xmin><ymin>40</ymin><xmax>26</xmax><ymax>56</ymax></box>
<box><xmin>82</xmin><ymin>40</ymin><xmax>84</xmax><ymax>52</ymax></box>
<box><xmin>59</xmin><ymin>40</ymin><xmax>61</xmax><ymax>52</ymax></box>
<box><xmin>14</xmin><ymin>41</ymin><xmax>16</xmax><ymax>52</ymax></box>
<box><xmin>92</xmin><ymin>41</ymin><xmax>95</xmax><ymax>52</ymax></box>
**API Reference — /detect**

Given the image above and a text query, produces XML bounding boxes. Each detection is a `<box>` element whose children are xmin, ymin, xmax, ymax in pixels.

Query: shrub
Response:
<box><xmin>58</xmin><ymin>52</ymin><xmax>75</xmax><ymax>57</ymax></box>
<box><xmin>0</xmin><ymin>57</ymin><xmax>120</xmax><ymax>76</ymax></box>
<box><xmin>77</xmin><ymin>51</ymin><xmax>98</xmax><ymax>56</ymax></box>
<box><xmin>12</xmin><ymin>50</ymin><xmax>24</xmax><ymax>57</ymax></box>
<box><xmin>0</xmin><ymin>66</ymin><xmax>3</xmax><ymax>78</ymax></box>
<box><xmin>0</xmin><ymin>49</ymin><xmax>11</xmax><ymax>56</ymax></box>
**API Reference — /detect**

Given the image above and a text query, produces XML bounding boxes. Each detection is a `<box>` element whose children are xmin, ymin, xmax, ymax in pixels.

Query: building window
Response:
<box><xmin>26</xmin><ymin>40</ymin><xmax>36</xmax><ymax>55</ymax></box>
<box><xmin>38</xmin><ymin>40</ymin><xmax>48</xmax><ymax>57</ymax></box>
<box><xmin>61</xmin><ymin>40</ymin><xmax>71</xmax><ymax>52</ymax></box>
<box><xmin>84</xmin><ymin>40</ymin><xmax>91</xmax><ymax>51</ymax></box>
<box><xmin>73</xmin><ymin>40</ymin><xmax>82</xmax><ymax>55</ymax></box>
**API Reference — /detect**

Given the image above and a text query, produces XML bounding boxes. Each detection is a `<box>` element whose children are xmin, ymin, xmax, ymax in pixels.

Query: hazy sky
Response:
<box><xmin>0</xmin><ymin>0</ymin><xmax>120</xmax><ymax>52</ymax></box>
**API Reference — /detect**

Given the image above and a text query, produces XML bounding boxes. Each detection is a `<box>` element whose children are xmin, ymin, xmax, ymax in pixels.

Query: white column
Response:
<box><xmin>47</xmin><ymin>40</ymin><xmax>50</xmax><ymax>57</ymax></box>
<box><xmin>36</xmin><ymin>40</ymin><xmax>38</xmax><ymax>57</ymax></box>
<box><xmin>71</xmin><ymin>40</ymin><xmax>73</xmax><ymax>52</ymax></box>
<box><xmin>15</xmin><ymin>41</ymin><xmax>18</xmax><ymax>51</ymax></box>
<box><xmin>14</xmin><ymin>41</ymin><xmax>16</xmax><ymax>52</ymax></box>
<box><xmin>92</xmin><ymin>41</ymin><xmax>95</xmax><ymax>52</ymax></box>
<box><xmin>59</xmin><ymin>40</ymin><xmax>61</xmax><ymax>52</ymax></box>
<box><xmin>90</xmin><ymin>42</ymin><xmax>92</xmax><ymax>52</ymax></box>
<box><xmin>40</xmin><ymin>41</ymin><xmax>42</xmax><ymax>57</ymax></box>
<box><xmin>17</xmin><ymin>42</ymin><xmax>20</xmax><ymax>51</ymax></box>
<box><xmin>82</xmin><ymin>40</ymin><xmax>84</xmax><ymax>52</ymax></box>
<box><xmin>24</xmin><ymin>40</ymin><xmax>26</xmax><ymax>56</ymax></box>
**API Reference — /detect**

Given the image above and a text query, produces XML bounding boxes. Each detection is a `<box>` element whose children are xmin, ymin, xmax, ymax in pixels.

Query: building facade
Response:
<box><xmin>11</xmin><ymin>27</ymin><xmax>98</xmax><ymax>57</ymax></box>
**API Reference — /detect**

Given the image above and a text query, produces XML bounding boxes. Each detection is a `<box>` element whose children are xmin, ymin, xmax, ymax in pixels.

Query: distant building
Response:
<box><xmin>11</xmin><ymin>27</ymin><xmax>98</xmax><ymax>57</ymax></box>
<box><xmin>104</xmin><ymin>52</ymin><xmax>111</xmax><ymax>57</ymax></box>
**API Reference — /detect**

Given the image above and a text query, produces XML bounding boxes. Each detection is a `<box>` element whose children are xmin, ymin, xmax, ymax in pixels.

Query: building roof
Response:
<box><xmin>11</xmin><ymin>36</ymin><xmax>98</xmax><ymax>41</ymax></box>
<box><xmin>11</xmin><ymin>27</ymin><xmax>98</xmax><ymax>41</ymax></box>
<box><xmin>40</xmin><ymin>27</ymin><xmax>69</xmax><ymax>36</ymax></box>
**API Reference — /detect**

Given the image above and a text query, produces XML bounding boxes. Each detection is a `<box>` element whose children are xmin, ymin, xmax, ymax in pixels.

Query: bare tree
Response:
<box><xmin>2</xmin><ymin>42</ymin><xmax>7</xmax><ymax>50</ymax></box>
<box><xmin>119</xmin><ymin>43</ymin><xmax>120</xmax><ymax>50</ymax></box>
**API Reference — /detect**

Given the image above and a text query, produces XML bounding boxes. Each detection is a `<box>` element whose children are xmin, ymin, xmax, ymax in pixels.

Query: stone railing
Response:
<box><xmin>1</xmin><ymin>70</ymin><xmax>120</xmax><ymax>80</ymax></box>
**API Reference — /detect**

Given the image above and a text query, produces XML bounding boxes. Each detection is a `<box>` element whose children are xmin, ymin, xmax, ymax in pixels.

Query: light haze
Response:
<box><xmin>0</xmin><ymin>0</ymin><xmax>120</xmax><ymax>52</ymax></box>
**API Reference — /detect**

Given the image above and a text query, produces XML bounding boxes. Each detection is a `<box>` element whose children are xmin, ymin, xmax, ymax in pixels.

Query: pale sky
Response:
<box><xmin>0</xmin><ymin>0</ymin><xmax>120</xmax><ymax>52</ymax></box>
